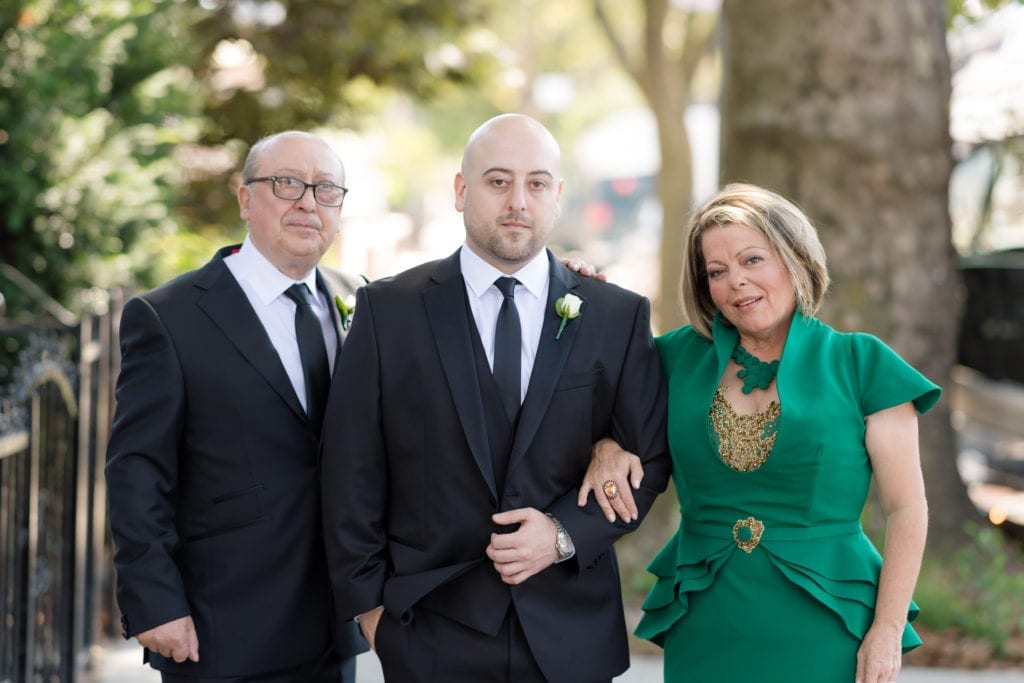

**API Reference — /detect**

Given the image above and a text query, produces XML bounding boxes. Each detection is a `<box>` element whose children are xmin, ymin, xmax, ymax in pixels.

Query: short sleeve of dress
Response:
<box><xmin>849</xmin><ymin>333</ymin><xmax>942</xmax><ymax>416</ymax></box>
<box><xmin>655</xmin><ymin>325</ymin><xmax>700</xmax><ymax>378</ymax></box>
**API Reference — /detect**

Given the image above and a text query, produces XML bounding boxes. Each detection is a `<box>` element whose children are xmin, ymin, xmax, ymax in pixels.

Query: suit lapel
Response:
<box><xmin>195</xmin><ymin>247</ymin><xmax>308</xmax><ymax>424</ymax></box>
<box><xmin>507</xmin><ymin>251</ymin><xmax>582</xmax><ymax>474</ymax></box>
<box><xmin>423</xmin><ymin>251</ymin><xmax>498</xmax><ymax>499</ymax></box>
<box><xmin>317</xmin><ymin>269</ymin><xmax>349</xmax><ymax>347</ymax></box>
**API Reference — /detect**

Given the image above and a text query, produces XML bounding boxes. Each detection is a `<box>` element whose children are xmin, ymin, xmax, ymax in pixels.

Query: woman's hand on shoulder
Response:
<box><xmin>577</xmin><ymin>437</ymin><xmax>643</xmax><ymax>522</ymax></box>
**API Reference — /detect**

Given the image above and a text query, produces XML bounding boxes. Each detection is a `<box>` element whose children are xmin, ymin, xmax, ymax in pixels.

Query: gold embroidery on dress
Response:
<box><xmin>710</xmin><ymin>385</ymin><xmax>780</xmax><ymax>472</ymax></box>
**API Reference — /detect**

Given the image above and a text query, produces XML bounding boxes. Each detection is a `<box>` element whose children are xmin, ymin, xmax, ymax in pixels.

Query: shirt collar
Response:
<box><xmin>235</xmin><ymin>235</ymin><xmax>318</xmax><ymax>305</ymax></box>
<box><xmin>459</xmin><ymin>244</ymin><xmax>549</xmax><ymax>301</ymax></box>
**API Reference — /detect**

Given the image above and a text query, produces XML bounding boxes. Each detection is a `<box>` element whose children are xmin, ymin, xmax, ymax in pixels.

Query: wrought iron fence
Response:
<box><xmin>0</xmin><ymin>274</ymin><xmax>121</xmax><ymax>682</ymax></box>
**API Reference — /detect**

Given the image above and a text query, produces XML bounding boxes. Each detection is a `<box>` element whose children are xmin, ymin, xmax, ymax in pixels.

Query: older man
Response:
<box><xmin>106</xmin><ymin>131</ymin><xmax>364</xmax><ymax>681</ymax></box>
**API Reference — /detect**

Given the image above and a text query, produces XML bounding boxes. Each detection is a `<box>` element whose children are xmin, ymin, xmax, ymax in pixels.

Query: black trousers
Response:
<box><xmin>160</xmin><ymin>645</ymin><xmax>354</xmax><ymax>683</ymax></box>
<box><xmin>374</xmin><ymin>606</ymin><xmax>612</xmax><ymax>683</ymax></box>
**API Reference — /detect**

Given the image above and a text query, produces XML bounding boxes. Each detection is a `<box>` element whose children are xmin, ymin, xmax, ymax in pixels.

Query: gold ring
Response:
<box><xmin>602</xmin><ymin>480</ymin><xmax>619</xmax><ymax>500</ymax></box>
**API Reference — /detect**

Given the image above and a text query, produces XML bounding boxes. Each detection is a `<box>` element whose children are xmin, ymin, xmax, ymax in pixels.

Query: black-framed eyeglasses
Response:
<box><xmin>246</xmin><ymin>176</ymin><xmax>348</xmax><ymax>207</ymax></box>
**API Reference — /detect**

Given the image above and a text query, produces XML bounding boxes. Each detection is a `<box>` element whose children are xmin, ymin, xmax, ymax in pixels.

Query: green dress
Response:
<box><xmin>635</xmin><ymin>311</ymin><xmax>941</xmax><ymax>682</ymax></box>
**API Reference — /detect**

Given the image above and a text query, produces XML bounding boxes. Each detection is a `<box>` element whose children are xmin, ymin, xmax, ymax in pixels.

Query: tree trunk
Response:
<box><xmin>592</xmin><ymin>0</ymin><xmax>715</xmax><ymax>331</ymax></box>
<box><xmin>654</xmin><ymin>91</ymin><xmax>694</xmax><ymax>333</ymax></box>
<box><xmin>720</xmin><ymin>0</ymin><xmax>977</xmax><ymax>552</ymax></box>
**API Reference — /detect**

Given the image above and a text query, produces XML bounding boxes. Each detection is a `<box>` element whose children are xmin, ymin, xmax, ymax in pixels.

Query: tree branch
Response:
<box><xmin>641</xmin><ymin>0</ymin><xmax>678</xmax><ymax>113</ymax></box>
<box><xmin>593</xmin><ymin>0</ymin><xmax>649</xmax><ymax>96</ymax></box>
<box><xmin>679</xmin><ymin>12</ymin><xmax>717</xmax><ymax>84</ymax></box>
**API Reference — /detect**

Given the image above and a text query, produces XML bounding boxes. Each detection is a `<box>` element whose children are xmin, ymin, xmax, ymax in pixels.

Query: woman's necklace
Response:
<box><xmin>732</xmin><ymin>343</ymin><xmax>780</xmax><ymax>394</ymax></box>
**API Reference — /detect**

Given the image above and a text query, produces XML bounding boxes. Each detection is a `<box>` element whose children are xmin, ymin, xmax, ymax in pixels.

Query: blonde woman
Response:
<box><xmin>581</xmin><ymin>184</ymin><xmax>939</xmax><ymax>683</ymax></box>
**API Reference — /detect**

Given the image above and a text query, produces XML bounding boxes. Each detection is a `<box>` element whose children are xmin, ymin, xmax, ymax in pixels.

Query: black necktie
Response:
<box><xmin>493</xmin><ymin>276</ymin><xmax>522</xmax><ymax>423</ymax></box>
<box><xmin>285</xmin><ymin>283</ymin><xmax>330</xmax><ymax>435</ymax></box>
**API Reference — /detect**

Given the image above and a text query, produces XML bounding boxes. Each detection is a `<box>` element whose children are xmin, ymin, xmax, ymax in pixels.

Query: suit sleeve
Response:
<box><xmin>104</xmin><ymin>296</ymin><xmax>191</xmax><ymax>636</ymax></box>
<box><xmin>321</xmin><ymin>286</ymin><xmax>389</xmax><ymax>623</ymax></box>
<box><xmin>546</xmin><ymin>295</ymin><xmax>671</xmax><ymax>569</ymax></box>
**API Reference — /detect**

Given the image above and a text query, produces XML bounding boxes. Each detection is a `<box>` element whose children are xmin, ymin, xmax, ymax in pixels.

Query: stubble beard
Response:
<box><xmin>485</xmin><ymin>214</ymin><xmax>549</xmax><ymax>266</ymax></box>
<box><xmin>486</xmin><ymin>233</ymin><xmax>541</xmax><ymax>266</ymax></box>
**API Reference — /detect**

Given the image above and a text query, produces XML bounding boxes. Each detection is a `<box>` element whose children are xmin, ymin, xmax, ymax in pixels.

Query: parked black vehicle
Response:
<box><xmin>958</xmin><ymin>248</ymin><xmax>1024</xmax><ymax>385</ymax></box>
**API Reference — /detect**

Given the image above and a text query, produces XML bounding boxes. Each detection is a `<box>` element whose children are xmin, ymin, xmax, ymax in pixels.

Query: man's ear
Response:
<box><xmin>238</xmin><ymin>184</ymin><xmax>251</xmax><ymax>221</ymax></box>
<box><xmin>454</xmin><ymin>172</ymin><xmax>467</xmax><ymax>213</ymax></box>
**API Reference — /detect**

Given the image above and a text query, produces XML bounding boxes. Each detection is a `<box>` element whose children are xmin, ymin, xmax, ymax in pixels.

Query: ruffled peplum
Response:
<box><xmin>635</xmin><ymin>525</ymin><xmax>921</xmax><ymax>652</ymax></box>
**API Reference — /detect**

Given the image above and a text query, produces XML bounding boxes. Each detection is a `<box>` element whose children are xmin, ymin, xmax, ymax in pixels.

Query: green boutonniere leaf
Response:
<box><xmin>335</xmin><ymin>294</ymin><xmax>355</xmax><ymax>330</ymax></box>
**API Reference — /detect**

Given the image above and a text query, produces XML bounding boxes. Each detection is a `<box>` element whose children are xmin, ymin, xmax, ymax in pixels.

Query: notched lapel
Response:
<box><xmin>195</xmin><ymin>256</ymin><xmax>307</xmax><ymax>424</ymax></box>
<box><xmin>318</xmin><ymin>269</ymin><xmax>354</xmax><ymax>346</ymax></box>
<box><xmin>423</xmin><ymin>257</ymin><xmax>498</xmax><ymax>499</ymax></box>
<box><xmin>320</xmin><ymin>267</ymin><xmax>369</xmax><ymax>346</ymax></box>
<box><xmin>507</xmin><ymin>254</ymin><xmax>583</xmax><ymax>472</ymax></box>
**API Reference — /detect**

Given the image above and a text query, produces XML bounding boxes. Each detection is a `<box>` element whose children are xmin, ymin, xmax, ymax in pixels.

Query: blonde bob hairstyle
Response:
<box><xmin>680</xmin><ymin>183</ymin><xmax>830</xmax><ymax>339</ymax></box>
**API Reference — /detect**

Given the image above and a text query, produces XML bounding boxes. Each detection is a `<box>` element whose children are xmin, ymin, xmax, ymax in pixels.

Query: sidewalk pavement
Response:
<box><xmin>87</xmin><ymin>638</ymin><xmax>1024</xmax><ymax>682</ymax></box>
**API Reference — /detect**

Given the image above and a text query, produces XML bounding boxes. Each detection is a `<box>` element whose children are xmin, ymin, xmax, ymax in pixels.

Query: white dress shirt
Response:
<box><xmin>460</xmin><ymin>245</ymin><xmax>550</xmax><ymax>405</ymax></box>
<box><xmin>224</xmin><ymin>236</ymin><xmax>338</xmax><ymax>411</ymax></box>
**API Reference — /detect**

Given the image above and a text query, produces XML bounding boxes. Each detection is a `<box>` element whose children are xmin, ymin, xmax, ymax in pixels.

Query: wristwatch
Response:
<box><xmin>546</xmin><ymin>514</ymin><xmax>575</xmax><ymax>562</ymax></box>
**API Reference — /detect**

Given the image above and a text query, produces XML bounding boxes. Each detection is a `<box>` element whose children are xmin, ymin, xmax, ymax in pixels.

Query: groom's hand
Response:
<box><xmin>357</xmin><ymin>606</ymin><xmax>385</xmax><ymax>651</ymax></box>
<box><xmin>487</xmin><ymin>508</ymin><xmax>559</xmax><ymax>585</ymax></box>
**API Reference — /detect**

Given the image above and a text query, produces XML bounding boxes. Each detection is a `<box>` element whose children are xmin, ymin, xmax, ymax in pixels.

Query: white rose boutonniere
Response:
<box><xmin>554</xmin><ymin>293</ymin><xmax>583</xmax><ymax>340</ymax></box>
<box><xmin>335</xmin><ymin>294</ymin><xmax>355</xmax><ymax>330</ymax></box>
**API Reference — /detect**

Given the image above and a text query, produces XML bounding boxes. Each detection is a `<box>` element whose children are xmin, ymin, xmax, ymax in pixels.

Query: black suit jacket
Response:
<box><xmin>106</xmin><ymin>245</ymin><xmax>366</xmax><ymax>676</ymax></box>
<box><xmin>321</xmin><ymin>248</ymin><xmax>670</xmax><ymax>682</ymax></box>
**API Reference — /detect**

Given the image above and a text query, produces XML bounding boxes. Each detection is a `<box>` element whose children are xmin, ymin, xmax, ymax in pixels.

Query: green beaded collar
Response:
<box><xmin>732</xmin><ymin>343</ymin><xmax>780</xmax><ymax>394</ymax></box>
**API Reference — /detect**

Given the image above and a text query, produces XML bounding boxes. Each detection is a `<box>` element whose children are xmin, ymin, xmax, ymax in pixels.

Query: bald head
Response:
<box><xmin>461</xmin><ymin>114</ymin><xmax>561</xmax><ymax>179</ymax></box>
<box><xmin>242</xmin><ymin>131</ymin><xmax>344</xmax><ymax>184</ymax></box>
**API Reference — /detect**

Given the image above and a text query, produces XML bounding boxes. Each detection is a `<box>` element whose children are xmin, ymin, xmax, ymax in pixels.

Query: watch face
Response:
<box><xmin>556</xmin><ymin>532</ymin><xmax>572</xmax><ymax>555</ymax></box>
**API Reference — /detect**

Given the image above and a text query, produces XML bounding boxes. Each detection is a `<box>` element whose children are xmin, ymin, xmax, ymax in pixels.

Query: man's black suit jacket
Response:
<box><xmin>321</xmin><ymin>248</ymin><xmax>671</xmax><ymax>682</ymax></box>
<box><xmin>106</xmin><ymin>245</ymin><xmax>366</xmax><ymax>677</ymax></box>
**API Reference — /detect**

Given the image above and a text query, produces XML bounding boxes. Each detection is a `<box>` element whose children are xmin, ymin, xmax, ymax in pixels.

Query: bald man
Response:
<box><xmin>106</xmin><ymin>132</ymin><xmax>364</xmax><ymax>681</ymax></box>
<box><xmin>321</xmin><ymin>115</ymin><xmax>671</xmax><ymax>682</ymax></box>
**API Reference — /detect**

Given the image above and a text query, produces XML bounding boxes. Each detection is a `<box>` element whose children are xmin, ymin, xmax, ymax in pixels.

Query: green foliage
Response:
<box><xmin>0</xmin><ymin>0</ymin><xmax>644</xmax><ymax>312</ymax></box>
<box><xmin>0</xmin><ymin>0</ymin><xmax>207</xmax><ymax>312</ymax></box>
<box><xmin>172</xmin><ymin>0</ymin><xmax>503</xmax><ymax>266</ymax></box>
<box><xmin>915</xmin><ymin>523</ymin><xmax>1024</xmax><ymax>655</ymax></box>
<box><xmin>0</xmin><ymin>0</ymin><xmax>497</xmax><ymax>311</ymax></box>
<box><xmin>193</xmin><ymin>0</ymin><xmax>500</xmax><ymax>144</ymax></box>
